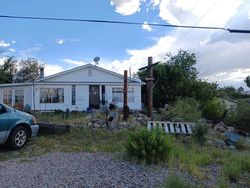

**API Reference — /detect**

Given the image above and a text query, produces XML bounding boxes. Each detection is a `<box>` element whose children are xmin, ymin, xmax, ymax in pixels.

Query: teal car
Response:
<box><xmin>0</xmin><ymin>103</ymin><xmax>39</xmax><ymax>150</ymax></box>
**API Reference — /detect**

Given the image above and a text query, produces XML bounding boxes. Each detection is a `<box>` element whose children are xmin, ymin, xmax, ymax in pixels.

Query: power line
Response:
<box><xmin>1</xmin><ymin>14</ymin><xmax>249</xmax><ymax>33</ymax></box>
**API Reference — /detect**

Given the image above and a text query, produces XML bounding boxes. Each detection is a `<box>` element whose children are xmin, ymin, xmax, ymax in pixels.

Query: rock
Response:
<box><xmin>227</xmin><ymin>126</ymin><xmax>235</xmax><ymax>132</ymax></box>
<box><xmin>214</xmin><ymin>122</ymin><xmax>227</xmax><ymax>132</ymax></box>
<box><xmin>208</xmin><ymin>139</ymin><xmax>226</xmax><ymax>148</ymax></box>
<box><xmin>136</xmin><ymin>117</ymin><xmax>143</xmax><ymax>121</ymax></box>
<box><xmin>120</xmin><ymin>122</ymin><xmax>129</xmax><ymax>127</ymax></box>
<box><xmin>183</xmin><ymin>136</ymin><xmax>192</xmax><ymax>144</ymax></box>
<box><xmin>227</xmin><ymin>145</ymin><xmax>236</xmax><ymax>150</ymax></box>
<box><xmin>137</xmin><ymin>113</ymin><xmax>144</xmax><ymax>117</ymax></box>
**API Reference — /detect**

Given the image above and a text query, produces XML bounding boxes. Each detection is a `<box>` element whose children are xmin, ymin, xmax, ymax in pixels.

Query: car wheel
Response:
<box><xmin>8</xmin><ymin>126</ymin><xmax>29</xmax><ymax>150</ymax></box>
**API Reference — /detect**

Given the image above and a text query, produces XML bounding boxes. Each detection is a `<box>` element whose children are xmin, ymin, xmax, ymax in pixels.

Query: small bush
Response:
<box><xmin>224</xmin><ymin>101</ymin><xmax>250</xmax><ymax>132</ymax></box>
<box><xmin>126</xmin><ymin>128</ymin><xmax>173</xmax><ymax>164</ymax></box>
<box><xmin>163</xmin><ymin>173</ymin><xmax>197</xmax><ymax>188</ymax></box>
<box><xmin>202</xmin><ymin>98</ymin><xmax>225</xmax><ymax>122</ymax></box>
<box><xmin>192</xmin><ymin>121</ymin><xmax>208</xmax><ymax>146</ymax></box>
<box><xmin>162</xmin><ymin>97</ymin><xmax>201</xmax><ymax>122</ymax></box>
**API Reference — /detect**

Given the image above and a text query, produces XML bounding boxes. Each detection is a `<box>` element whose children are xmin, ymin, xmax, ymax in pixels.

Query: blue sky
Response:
<box><xmin>1</xmin><ymin>0</ymin><xmax>250</xmax><ymax>89</ymax></box>
<box><xmin>0</xmin><ymin>0</ymin><xmax>165</xmax><ymax>65</ymax></box>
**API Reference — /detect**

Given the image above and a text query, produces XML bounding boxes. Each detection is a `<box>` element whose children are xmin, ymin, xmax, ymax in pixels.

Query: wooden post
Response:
<box><xmin>123</xmin><ymin>70</ymin><xmax>129</xmax><ymax>121</ymax></box>
<box><xmin>147</xmin><ymin>57</ymin><xmax>153</xmax><ymax>118</ymax></box>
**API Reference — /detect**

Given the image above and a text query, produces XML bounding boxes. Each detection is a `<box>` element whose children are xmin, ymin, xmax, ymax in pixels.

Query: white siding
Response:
<box><xmin>46</xmin><ymin>67</ymin><xmax>124</xmax><ymax>83</ymax></box>
<box><xmin>105</xmin><ymin>85</ymin><xmax>141</xmax><ymax>110</ymax></box>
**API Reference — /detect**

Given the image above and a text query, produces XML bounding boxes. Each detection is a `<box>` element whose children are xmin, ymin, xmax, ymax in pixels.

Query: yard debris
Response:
<box><xmin>38</xmin><ymin>123</ymin><xmax>70</xmax><ymax>135</ymax></box>
<box><xmin>214</xmin><ymin>122</ymin><xmax>227</xmax><ymax>132</ymax></box>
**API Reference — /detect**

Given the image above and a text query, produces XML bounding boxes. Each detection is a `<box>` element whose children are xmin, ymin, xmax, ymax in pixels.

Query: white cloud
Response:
<box><xmin>155</xmin><ymin>0</ymin><xmax>243</xmax><ymax>26</ymax></box>
<box><xmin>9</xmin><ymin>48</ymin><xmax>16</xmax><ymax>52</ymax></box>
<box><xmin>203</xmin><ymin>68</ymin><xmax>250</xmax><ymax>89</ymax></box>
<box><xmin>99</xmin><ymin>36</ymin><xmax>176</xmax><ymax>76</ymax></box>
<box><xmin>11</xmin><ymin>40</ymin><xmax>16</xmax><ymax>44</ymax></box>
<box><xmin>56</xmin><ymin>39</ymin><xmax>64</xmax><ymax>45</ymax></box>
<box><xmin>142</xmin><ymin>22</ymin><xmax>153</xmax><ymax>31</ymax></box>
<box><xmin>19</xmin><ymin>47</ymin><xmax>41</xmax><ymax>57</ymax></box>
<box><xmin>63</xmin><ymin>58</ymin><xmax>87</xmax><ymax>66</ymax></box>
<box><xmin>110</xmin><ymin>0</ymin><xmax>141</xmax><ymax>15</ymax></box>
<box><xmin>0</xmin><ymin>57</ymin><xmax>7</xmax><ymax>65</ymax></box>
<box><xmin>107</xmin><ymin>0</ymin><xmax>250</xmax><ymax>89</ymax></box>
<box><xmin>0</xmin><ymin>40</ymin><xmax>10</xmax><ymax>48</ymax></box>
<box><xmin>44</xmin><ymin>64</ymin><xmax>64</xmax><ymax>76</ymax></box>
<box><xmin>248</xmin><ymin>10</ymin><xmax>250</xmax><ymax>19</ymax></box>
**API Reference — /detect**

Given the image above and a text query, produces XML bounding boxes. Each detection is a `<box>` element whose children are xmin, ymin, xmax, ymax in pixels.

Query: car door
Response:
<box><xmin>0</xmin><ymin>104</ymin><xmax>9</xmax><ymax>144</ymax></box>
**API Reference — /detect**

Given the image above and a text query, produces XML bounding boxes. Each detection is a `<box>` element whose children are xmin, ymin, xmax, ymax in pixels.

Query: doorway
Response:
<box><xmin>89</xmin><ymin>85</ymin><xmax>100</xmax><ymax>109</ymax></box>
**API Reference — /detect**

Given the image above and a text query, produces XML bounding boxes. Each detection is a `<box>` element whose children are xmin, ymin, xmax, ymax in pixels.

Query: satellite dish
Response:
<box><xmin>94</xmin><ymin>57</ymin><xmax>100</xmax><ymax>66</ymax></box>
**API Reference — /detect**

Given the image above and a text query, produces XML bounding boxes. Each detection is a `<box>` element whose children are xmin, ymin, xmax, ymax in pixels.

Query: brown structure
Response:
<box><xmin>123</xmin><ymin>70</ymin><xmax>129</xmax><ymax>120</ymax></box>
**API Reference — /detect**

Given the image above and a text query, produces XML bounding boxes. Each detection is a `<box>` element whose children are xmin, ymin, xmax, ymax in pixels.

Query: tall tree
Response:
<box><xmin>138</xmin><ymin>50</ymin><xmax>217</xmax><ymax>107</ymax></box>
<box><xmin>0</xmin><ymin>56</ymin><xmax>17</xmax><ymax>84</ymax></box>
<box><xmin>245</xmin><ymin>76</ymin><xmax>250</xmax><ymax>88</ymax></box>
<box><xmin>14</xmin><ymin>58</ymin><xmax>41</xmax><ymax>83</ymax></box>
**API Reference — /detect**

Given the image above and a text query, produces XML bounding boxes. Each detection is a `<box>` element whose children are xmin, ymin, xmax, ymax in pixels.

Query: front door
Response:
<box><xmin>89</xmin><ymin>85</ymin><xmax>100</xmax><ymax>109</ymax></box>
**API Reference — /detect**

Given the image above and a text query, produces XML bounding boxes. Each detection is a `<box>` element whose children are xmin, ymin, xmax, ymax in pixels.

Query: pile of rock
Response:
<box><xmin>214</xmin><ymin>121</ymin><xmax>235</xmax><ymax>133</ymax></box>
<box><xmin>135</xmin><ymin>113</ymin><xmax>151</xmax><ymax>125</ymax></box>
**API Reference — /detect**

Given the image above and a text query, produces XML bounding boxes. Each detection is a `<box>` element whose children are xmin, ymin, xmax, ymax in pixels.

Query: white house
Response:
<box><xmin>0</xmin><ymin>64</ymin><xmax>142</xmax><ymax>111</ymax></box>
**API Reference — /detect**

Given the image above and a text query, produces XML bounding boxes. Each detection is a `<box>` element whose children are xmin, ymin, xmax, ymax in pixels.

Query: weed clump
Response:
<box><xmin>192</xmin><ymin>121</ymin><xmax>208</xmax><ymax>146</ymax></box>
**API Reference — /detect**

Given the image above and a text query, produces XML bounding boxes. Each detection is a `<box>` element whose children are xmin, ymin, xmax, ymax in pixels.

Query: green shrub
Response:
<box><xmin>192</xmin><ymin>121</ymin><xmax>208</xmax><ymax>146</ymax></box>
<box><xmin>161</xmin><ymin>97</ymin><xmax>201</xmax><ymax>122</ymax></box>
<box><xmin>126</xmin><ymin>128</ymin><xmax>173</xmax><ymax>164</ymax></box>
<box><xmin>163</xmin><ymin>173</ymin><xmax>197</xmax><ymax>188</ymax></box>
<box><xmin>224</xmin><ymin>101</ymin><xmax>250</xmax><ymax>132</ymax></box>
<box><xmin>202</xmin><ymin>98</ymin><xmax>225</xmax><ymax>122</ymax></box>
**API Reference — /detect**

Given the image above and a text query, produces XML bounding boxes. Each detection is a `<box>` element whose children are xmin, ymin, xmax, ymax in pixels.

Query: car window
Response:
<box><xmin>0</xmin><ymin>104</ymin><xmax>6</xmax><ymax>114</ymax></box>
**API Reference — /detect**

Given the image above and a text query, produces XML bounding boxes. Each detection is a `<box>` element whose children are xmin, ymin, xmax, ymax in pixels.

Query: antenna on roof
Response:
<box><xmin>93</xmin><ymin>57</ymin><xmax>100</xmax><ymax>66</ymax></box>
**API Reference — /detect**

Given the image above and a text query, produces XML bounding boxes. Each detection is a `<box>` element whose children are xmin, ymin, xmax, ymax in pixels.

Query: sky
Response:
<box><xmin>0</xmin><ymin>0</ymin><xmax>250</xmax><ymax>89</ymax></box>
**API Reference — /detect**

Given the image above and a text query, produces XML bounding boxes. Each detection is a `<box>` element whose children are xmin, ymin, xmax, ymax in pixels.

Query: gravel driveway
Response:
<box><xmin>0</xmin><ymin>152</ymin><xmax>169</xmax><ymax>188</ymax></box>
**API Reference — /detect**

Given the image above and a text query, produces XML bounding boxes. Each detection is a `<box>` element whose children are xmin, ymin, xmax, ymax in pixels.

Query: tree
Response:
<box><xmin>14</xmin><ymin>58</ymin><xmax>41</xmax><ymax>83</ymax></box>
<box><xmin>245</xmin><ymin>76</ymin><xmax>250</xmax><ymax>88</ymax></box>
<box><xmin>0</xmin><ymin>56</ymin><xmax>17</xmax><ymax>84</ymax></box>
<box><xmin>138</xmin><ymin>50</ymin><xmax>217</xmax><ymax>107</ymax></box>
<box><xmin>166</xmin><ymin>50</ymin><xmax>198</xmax><ymax>80</ymax></box>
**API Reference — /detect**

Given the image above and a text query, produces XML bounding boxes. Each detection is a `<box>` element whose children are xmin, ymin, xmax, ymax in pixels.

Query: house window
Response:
<box><xmin>3</xmin><ymin>89</ymin><xmax>12</xmax><ymax>106</ymax></box>
<box><xmin>15</xmin><ymin>90</ymin><xmax>24</xmax><ymax>110</ymax></box>
<box><xmin>112</xmin><ymin>88</ymin><xmax>134</xmax><ymax>103</ymax></box>
<box><xmin>72</xmin><ymin>85</ymin><xmax>76</xmax><ymax>105</ymax></box>
<box><xmin>40</xmin><ymin>88</ymin><xmax>64</xmax><ymax>103</ymax></box>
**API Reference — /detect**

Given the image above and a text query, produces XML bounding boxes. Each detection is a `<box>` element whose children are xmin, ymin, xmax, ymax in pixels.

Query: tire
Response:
<box><xmin>8</xmin><ymin>126</ymin><xmax>29</xmax><ymax>150</ymax></box>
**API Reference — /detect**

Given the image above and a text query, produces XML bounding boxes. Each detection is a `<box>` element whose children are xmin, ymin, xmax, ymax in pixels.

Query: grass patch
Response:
<box><xmin>163</xmin><ymin>173</ymin><xmax>197</xmax><ymax>188</ymax></box>
<box><xmin>34</xmin><ymin>111</ymin><xmax>89</xmax><ymax>125</ymax></box>
<box><xmin>0</xmin><ymin>127</ymin><xmax>129</xmax><ymax>162</ymax></box>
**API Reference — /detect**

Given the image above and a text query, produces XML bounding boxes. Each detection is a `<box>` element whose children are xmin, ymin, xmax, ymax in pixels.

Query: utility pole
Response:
<box><xmin>146</xmin><ymin>57</ymin><xmax>153</xmax><ymax>118</ymax></box>
<box><xmin>139</xmin><ymin>57</ymin><xmax>159</xmax><ymax>119</ymax></box>
<box><xmin>123</xmin><ymin>70</ymin><xmax>129</xmax><ymax>121</ymax></box>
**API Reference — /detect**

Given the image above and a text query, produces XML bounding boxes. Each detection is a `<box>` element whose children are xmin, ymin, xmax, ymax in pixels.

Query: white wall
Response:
<box><xmin>105</xmin><ymin>85</ymin><xmax>141</xmax><ymax>110</ymax></box>
<box><xmin>34</xmin><ymin>84</ymin><xmax>90</xmax><ymax>111</ymax></box>
<box><xmin>46</xmin><ymin>67</ymin><xmax>125</xmax><ymax>83</ymax></box>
